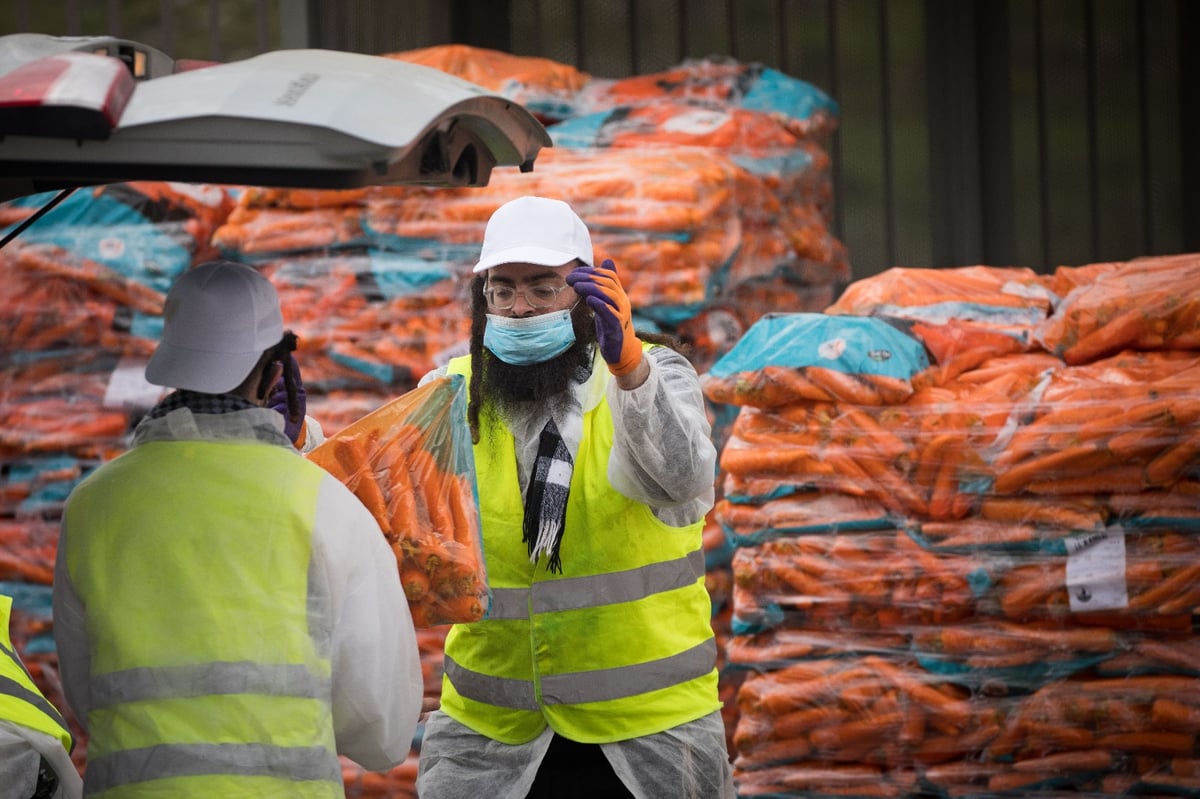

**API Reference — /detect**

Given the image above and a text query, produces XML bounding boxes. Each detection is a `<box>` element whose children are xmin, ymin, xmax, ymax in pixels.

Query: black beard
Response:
<box><xmin>479</xmin><ymin>304</ymin><xmax>597</xmax><ymax>412</ymax></box>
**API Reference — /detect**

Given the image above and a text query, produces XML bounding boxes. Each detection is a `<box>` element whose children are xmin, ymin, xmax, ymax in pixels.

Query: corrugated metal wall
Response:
<box><xmin>3</xmin><ymin>0</ymin><xmax>1195</xmax><ymax>280</ymax></box>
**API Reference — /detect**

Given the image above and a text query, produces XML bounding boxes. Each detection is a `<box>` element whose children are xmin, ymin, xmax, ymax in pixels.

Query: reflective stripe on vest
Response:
<box><xmin>486</xmin><ymin>549</ymin><xmax>706</xmax><ymax>620</ymax></box>
<box><xmin>89</xmin><ymin>662</ymin><xmax>330</xmax><ymax>708</ymax></box>
<box><xmin>0</xmin><ymin>595</ymin><xmax>72</xmax><ymax>750</ymax></box>
<box><xmin>84</xmin><ymin>743</ymin><xmax>342</xmax><ymax>794</ymax></box>
<box><xmin>445</xmin><ymin>637</ymin><xmax>717</xmax><ymax>708</ymax></box>
<box><xmin>63</xmin><ymin>440</ymin><xmax>340</xmax><ymax>797</ymax></box>
<box><xmin>442</xmin><ymin>353</ymin><xmax>719</xmax><ymax>744</ymax></box>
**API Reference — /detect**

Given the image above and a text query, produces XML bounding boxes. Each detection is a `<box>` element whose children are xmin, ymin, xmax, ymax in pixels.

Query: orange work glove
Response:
<box><xmin>566</xmin><ymin>259</ymin><xmax>642</xmax><ymax>376</ymax></box>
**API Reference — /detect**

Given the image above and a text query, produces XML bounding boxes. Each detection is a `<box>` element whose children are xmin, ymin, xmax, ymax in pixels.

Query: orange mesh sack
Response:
<box><xmin>308</xmin><ymin>374</ymin><xmax>488</xmax><ymax>627</ymax></box>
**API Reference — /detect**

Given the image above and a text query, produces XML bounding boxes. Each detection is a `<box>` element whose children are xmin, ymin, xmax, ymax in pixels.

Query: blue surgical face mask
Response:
<box><xmin>484</xmin><ymin>310</ymin><xmax>576</xmax><ymax>365</ymax></box>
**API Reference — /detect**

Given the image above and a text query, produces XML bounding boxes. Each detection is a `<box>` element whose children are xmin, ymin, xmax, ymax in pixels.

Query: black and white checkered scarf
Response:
<box><xmin>145</xmin><ymin>389</ymin><xmax>258</xmax><ymax>419</ymax></box>
<box><xmin>523</xmin><ymin>418</ymin><xmax>573</xmax><ymax>574</ymax></box>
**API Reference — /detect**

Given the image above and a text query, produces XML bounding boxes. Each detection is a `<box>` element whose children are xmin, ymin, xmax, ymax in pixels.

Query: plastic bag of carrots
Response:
<box><xmin>576</xmin><ymin>56</ymin><xmax>840</xmax><ymax>141</ymax></box>
<box><xmin>307</xmin><ymin>374</ymin><xmax>489</xmax><ymax>627</ymax></box>
<box><xmin>1036</xmin><ymin>252</ymin><xmax>1200</xmax><ymax>364</ymax></box>
<box><xmin>702</xmin><ymin>313</ymin><xmax>930</xmax><ymax>408</ymax></box>
<box><xmin>385</xmin><ymin>44</ymin><xmax>591</xmax><ymax>123</ymax></box>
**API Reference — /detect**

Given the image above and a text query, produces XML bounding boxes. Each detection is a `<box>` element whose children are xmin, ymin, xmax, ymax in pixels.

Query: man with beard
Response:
<box><xmin>416</xmin><ymin>196</ymin><xmax>734</xmax><ymax>799</ymax></box>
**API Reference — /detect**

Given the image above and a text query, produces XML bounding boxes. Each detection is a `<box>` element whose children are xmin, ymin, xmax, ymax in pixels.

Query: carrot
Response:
<box><xmin>447</xmin><ymin>473</ymin><xmax>481</xmax><ymax>551</ymax></box>
<box><xmin>930</xmin><ymin>520</ymin><xmax>1043</xmax><ymax>548</ymax></box>
<box><xmin>762</xmin><ymin>366</ymin><xmax>831</xmax><ymax>404</ymax></box>
<box><xmin>1144</xmin><ymin>436</ymin><xmax>1200</xmax><ymax>486</ymax></box>
<box><xmin>725</xmin><ymin>635</ymin><xmax>814</xmax><ymax>665</ymax></box>
<box><xmin>986</xmin><ymin>770</ymin><xmax>1057</xmax><ymax>792</ymax></box>
<box><xmin>437</xmin><ymin>592</ymin><xmax>486</xmax><ymax>624</ymax></box>
<box><xmin>1025</xmin><ymin>463</ymin><xmax>1145</xmax><ymax>495</ymax></box>
<box><xmin>928</xmin><ymin>445</ymin><xmax>971</xmax><ymax>519</ymax></box>
<box><xmin>922</xmin><ymin>759</ymin><xmax>1007</xmax><ymax>784</ymax></box>
<box><xmin>994</xmin><ymin>406</ymin><xmax>1107</xmax><ymax>467</ymax></box>
<box><xmin>992</xmin><ymin>441</ymin><xmax>1114</xmax><ymax>494</ymax></box>
<box><xmin>0</xmin><ymin>551</ymin><xmax>54</xmax><ymax>585</ymax></box>
<box><xmin>386</xmin><ymin>458</ymin><xmax>420</xmax><ymax>544</ymax></box>
<box><xmin>1140</xmin><ymin>774</ymin><xmax>1200</xmax><ymax>793</ymax></box>
<box><xmin>399</xmin><ymin>566</ymin><xmax>430</xmax><ymax>601</ymax></box>
<box><xmin>1063</xmin><ymin>307</ymin><xmax>1147</xmax><ymax>364</ymax></box>
<box><xmin>1012</xmin><ymin>748</ymin><xmax>1113</xmax><ymax>773</ymax></box>
<box><xmin>1074</xmin><ymin>397</ymin><xmax>1175</xmax><ymax>440</ymax></box>
<box><xmin>1095</xmin><ymin>730</ymin><xmax>1195</xmax><ymax>755</ymax></box>
<box><xmin>1021</xmin><ymin>720</ymin><xmax>1095</xmax><ymax>750</ymax></box>
<box><xmin>328</xmin><ymin>442</ymin><xmax>393</xmax><ymax>537</ymax></box>
<box><xmin>771</xmin><ymin>560</ymin><xmax>833</xmax><ymax>597</ymax></box>
<box><xmin>809</xmin><ymin>712</ymin><xmax>904</xmax><ymax>752</ymax></box>
<box><xmin>965</xmin><ymin>651</ymin><xmax>1042</xmax><ymax>669</ymax></box>
<box><xmin>14</xmin><ymin>243</ymin><xmax>166</xmax><ymax>313</ymax></box>
<box><xmin>410</xmin><ymin>446</ymin><xmax>457</xmax><ymax>539</ymax></box>
<box><xmin>977</xmin><ymin>496</ymin><xmax>1105</xmax><ymax>530</ymax></box>
<box><xmin>1157</xmin><ymin>583</ymin><xmax>1200</xmax><ymax>615</ymax></box>
<box><xmin>733</xmin><ymin>736</ymin><xmax>813</xmax><ymax>769</ymax></box>
<box><xmin>860</xmin><ymin>656</ymin><xmax>971</xmax><ymax>728</ymax></box>
<box><xmin>719</xmin><ymin>445</ymin><xmax>822</xmax><ymax>475</ymax></box>
<box><xmin>941</xmin><ymin>622</ymin><xmax>1117</xmax><ymax>655</ymax></box>
<box><xmin>912</xmin><ymin>431</ymin><xmax>954</xmax><ymax>492</ymax></box>
<box><xmin>834</xmin><ymin>406</ymin><xmax>909</xmax><ymax>460</ymax></box>
<box><xmin>1151</xmin><ymin>698</ymin><xmax>1200</xmax><ymax>732</ymax></box>
<box><xmin>813</xmin><ymin>450</ymin><xmax>873</xmax><ymax>496</ymax></box>
<box><xmin>756</xmin><ymin>671</ymin><xmax>870</xmax><ymax>716</ymax></box>
<box><xmin>776</xmin><ymin>763</ymin><xmax>887</xmax><ymax>790</ymax></box>
<box><xmin>854</xmin><ymin>449</ymin><xmax>930</xmax><ymax>516</ymax></box>
<box><xmin>804</xmin><ymin>366</ymin><xmax>887</xmax><ymax>405</ymax></box>
<box><xmin>1128</xmin><ymin>562</ymin><xmax>1200</xmax><ymax>611</ymax></box>
<box><xmin>772</xmin><ymin>705</ymin><xmax>851</xmax><ymax>739</ymax></box>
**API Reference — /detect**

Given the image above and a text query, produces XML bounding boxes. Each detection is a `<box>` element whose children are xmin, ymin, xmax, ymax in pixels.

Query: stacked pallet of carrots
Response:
<box><xmin>703</xmin><ymin>254</ymin><xmax>1200</xmax><ymax>797</ymax></box>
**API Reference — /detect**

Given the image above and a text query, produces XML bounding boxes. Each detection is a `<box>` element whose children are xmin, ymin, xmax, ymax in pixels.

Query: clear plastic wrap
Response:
<box><xmin>702</xmin><ymin>313</ymin><xmax>932</xmax><ymax>408</ymax></box>
<box><xmin>710</xmin><ymin>258</ymin><xmax>1200</xmax><ymax>798</ymax></box>
<box><xmin>307</xmin><ymin>374</ymin><xmax>488</xmax><ymax>628</ymax></box>
<box><xmin>574</xmin><ymin>56</ymin><xmax>840</xmax><ymax>142</ymax></box>
<box><xmin>1037</xmin><ymin>253</ymin><xmax>1200</xmax><ymax>363</ymax></box>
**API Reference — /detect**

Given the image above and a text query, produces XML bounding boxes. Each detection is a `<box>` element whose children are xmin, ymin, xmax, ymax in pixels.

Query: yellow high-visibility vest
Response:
<box><xmin>0</xmin><ymin>594</ymin><xmax>73</xmax><ymax>751</ymax></box>
<box><xmin>443</xmin><ymin>352</ymin><xmax>719</xmax><ymax>744</ymax></box>
<box><xmin>63</xmin><ymin>440</ymin><xmax>342</xmax><ymax>798</ymax></box>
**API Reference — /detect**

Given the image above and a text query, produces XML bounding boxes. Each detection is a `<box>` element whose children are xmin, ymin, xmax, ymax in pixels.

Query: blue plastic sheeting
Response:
<box><xmin>707</xmin><ymin>312</ymin><xmax>930</xmax><ymax>380</ymax></box>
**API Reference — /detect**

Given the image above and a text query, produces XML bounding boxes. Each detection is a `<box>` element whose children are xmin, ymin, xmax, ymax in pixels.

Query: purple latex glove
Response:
<box><xmin>565</xmin><ymin>259</ymin><xmax>641</xmax><ymax>376</ymax></box>
<box><xmin>268</xmin><ymin>354</ymin><xmax>306</xmax><ymax>443</ymax></box>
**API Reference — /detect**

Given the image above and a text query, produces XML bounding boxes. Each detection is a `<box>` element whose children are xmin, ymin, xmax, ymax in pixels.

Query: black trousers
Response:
<box><xmin>29</xmin><ymin>756</ymin><xmax>60</xmax><ymax>799</ymax></box>
<box><xmin>525</xmin><ymin>735</ymin><xmax>636</xmax><ymax>799</ymax></box>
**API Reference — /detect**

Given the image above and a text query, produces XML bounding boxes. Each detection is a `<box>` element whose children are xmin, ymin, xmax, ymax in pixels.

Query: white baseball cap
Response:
<box><xmin>145</xmin><ymin>260</ymin><xmax>284</xmax><ymax>393</ymax></box>
<box><xmin>474</xmin><ymin>196</ymin><xmax>594</xmax><ymax>273</ymax></box>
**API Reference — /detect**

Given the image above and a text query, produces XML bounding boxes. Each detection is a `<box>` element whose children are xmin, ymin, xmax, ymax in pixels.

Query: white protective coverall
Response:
<box><xmin>417</xmin><ymin>346</ymin><xmax>734</xmax><ymax>799</ymax></box>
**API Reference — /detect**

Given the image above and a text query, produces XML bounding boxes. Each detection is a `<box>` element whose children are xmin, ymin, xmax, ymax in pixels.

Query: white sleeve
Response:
<box><xmin>606</xmin><ymin>347</ymin><xmax>717</xmax><ymax>523</ymax></box>
<box><xmin>51</xmin><ymin>520</ymin><xmax>91</xmax><ymax>733</ymax></box>
<box><xmin>311</xmin><ymin>474</ymin><xmax>423</xmax><ymax>771</ymax></box>
<box><xmin>297</xmin><ymin>415</ymin><xmax>325</xmax><ymax>454</ymax></box>
<box><xmin>417</xmin><ymin>365</ymin><xmax>449</xmax><ymax>387</ymax></box>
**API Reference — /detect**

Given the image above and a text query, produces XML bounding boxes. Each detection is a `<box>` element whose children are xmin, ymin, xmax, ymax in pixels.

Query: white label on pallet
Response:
<box><xmin>1065</xmin><ymin>528</ymin><xmax>1128</xmax><ymax>612</ymax></box>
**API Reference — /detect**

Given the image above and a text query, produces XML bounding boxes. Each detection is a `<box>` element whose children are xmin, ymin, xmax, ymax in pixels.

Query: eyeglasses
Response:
<box><xmin>484</xmin><ymin>282</ymin><xmax>572</xmax><ymax>311</ymax></box>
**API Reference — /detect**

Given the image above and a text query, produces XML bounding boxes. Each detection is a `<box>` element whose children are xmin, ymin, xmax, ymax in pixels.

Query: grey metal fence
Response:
<box><xmin>3</xmin><ymin>0</ymin><xmax>1195</xmax><ymax>280</ymax></box>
